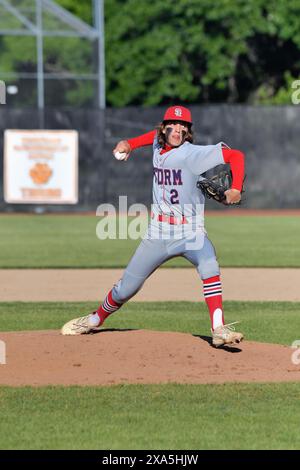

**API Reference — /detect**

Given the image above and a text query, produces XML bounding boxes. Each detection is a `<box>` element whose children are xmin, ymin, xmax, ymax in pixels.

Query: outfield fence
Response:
<box><xmin>0</xmin><ymin>105</ymin><xmax>299</xmax><ymax>211</ymax></box>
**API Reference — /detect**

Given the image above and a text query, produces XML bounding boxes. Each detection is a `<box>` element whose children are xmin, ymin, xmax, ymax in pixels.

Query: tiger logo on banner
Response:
<box><xmin>30</xmin><ymin>162</ymin><xmax>53</xmax><ymax>185</ymax></box>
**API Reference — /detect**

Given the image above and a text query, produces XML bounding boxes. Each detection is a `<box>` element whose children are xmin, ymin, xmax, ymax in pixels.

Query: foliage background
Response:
<box><xmin>0</xmin><ymin>0</ymin><xmax>300</xmax><ymax>106</ymax></box>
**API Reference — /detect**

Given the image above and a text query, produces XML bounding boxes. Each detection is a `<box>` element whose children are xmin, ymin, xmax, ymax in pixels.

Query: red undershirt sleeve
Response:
<box><xmin>222</xmin><ymin>148</ymin><xmax>245</xmax><ymax>192</ymax></box>
<box><xmin>127</xmin><ymin>130</ymin><xmax>156</xmax><ymax>151</ymax></box>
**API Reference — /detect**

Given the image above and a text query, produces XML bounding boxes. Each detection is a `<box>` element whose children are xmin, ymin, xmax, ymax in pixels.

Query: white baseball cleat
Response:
<box><xmin>211</xmin><ymin>322</ymin><xmax>244</xmax><ymax>347</ymax></box>
<box><xmin>61</xmin><ymin>313</ymin><xmax>101</xmax><ymax>336</ymax></box>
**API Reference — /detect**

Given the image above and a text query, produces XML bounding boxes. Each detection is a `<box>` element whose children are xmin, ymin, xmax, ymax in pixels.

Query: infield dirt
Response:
<box><xmin>0</xmin><ymin>329</ymin><xmax>299</xmax><ymax>386</ymax></box>
<box><xmin>0</xmin><ymin>268</ymin><xmax>300</xmax><ymax>301</ymax></box>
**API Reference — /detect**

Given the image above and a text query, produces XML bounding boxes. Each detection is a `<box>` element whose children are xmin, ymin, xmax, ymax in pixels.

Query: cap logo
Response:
<box><xmin>174</xmin><ymin>107</ymin><xmax>182</xmax><ymax>117</ymax></box>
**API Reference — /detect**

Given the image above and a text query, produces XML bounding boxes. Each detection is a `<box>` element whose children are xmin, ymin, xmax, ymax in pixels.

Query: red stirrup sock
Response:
<box><xmin>94</xmin><ymin>289</ymin><xmax>123</xmax><ymax>325</ymax></box>
<box><xmin>203</xmin><ymin>275</ymin><xmax>224</xmax><ymax>331</ymax></box>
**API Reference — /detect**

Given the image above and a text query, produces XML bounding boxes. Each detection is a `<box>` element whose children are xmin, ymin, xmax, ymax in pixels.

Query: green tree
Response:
<box><xmin>56</xmin><ymin>0</ymin><xmax>92</xmax><ymax>24</ymax></box>
<box><xmin>1</xmin><ymin>0</ymin><xmax>300</xmax><ymax>106</ymax></box>
<box><xmin>104</xmin><ymin>0</ymin><xmax>300</xmax><ymax>106</ymax></box>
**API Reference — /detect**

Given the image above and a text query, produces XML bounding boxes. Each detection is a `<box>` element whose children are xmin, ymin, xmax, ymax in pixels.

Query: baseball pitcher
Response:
<box><xmin>61</xmin><ymin>106</ymin><xmax>245</xmax><ymax>347</ymax></box>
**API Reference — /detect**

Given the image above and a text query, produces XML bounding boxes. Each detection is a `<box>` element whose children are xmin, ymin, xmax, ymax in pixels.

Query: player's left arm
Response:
<box><xmin>222</xmin><ymin>147</ymin><xmax>245</xmax><ymax>204</ymax></box>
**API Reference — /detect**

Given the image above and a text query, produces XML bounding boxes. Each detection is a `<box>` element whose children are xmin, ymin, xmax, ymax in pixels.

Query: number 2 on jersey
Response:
<box><xmin>170</xmin><ymin>189</ymin><xmax>179</xmax><ymax>204</ymax></box>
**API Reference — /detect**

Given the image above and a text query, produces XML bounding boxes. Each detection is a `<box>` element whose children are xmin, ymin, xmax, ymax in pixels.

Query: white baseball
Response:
<box><xmin>114</xmin><ymin>151</ymin><xmax>127</xmax><ymax>161</ymax></box>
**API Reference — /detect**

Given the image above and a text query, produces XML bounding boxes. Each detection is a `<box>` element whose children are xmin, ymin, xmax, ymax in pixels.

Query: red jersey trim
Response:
<box><xmin>222</xmin><ymin>148</ymin><xmax>245</xmax><ymax>192</ymax></box>
<box><xmin>127</xmin><ymin>130</ymin><xmax>156</xmax><ymax>150</ymax></box>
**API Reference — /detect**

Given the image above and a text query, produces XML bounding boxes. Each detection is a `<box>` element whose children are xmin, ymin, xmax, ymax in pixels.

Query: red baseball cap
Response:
<box><xmin>163</xmin><ymin>105</ymin><xmax>192</xmax><ymax>124</ymax></box>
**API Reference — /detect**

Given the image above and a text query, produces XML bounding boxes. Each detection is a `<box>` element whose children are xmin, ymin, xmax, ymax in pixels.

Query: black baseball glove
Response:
<box><xmin>197</xmin><ymin>169</ymin><xmax>245</xmax><ymax>205</ymax></box>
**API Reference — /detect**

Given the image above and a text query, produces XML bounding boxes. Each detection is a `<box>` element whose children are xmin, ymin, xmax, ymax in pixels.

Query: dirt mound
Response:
<box><xmin>0</xmin><ymin>329</ymin><xmax>299</xmax><ymax>386</ymax></box>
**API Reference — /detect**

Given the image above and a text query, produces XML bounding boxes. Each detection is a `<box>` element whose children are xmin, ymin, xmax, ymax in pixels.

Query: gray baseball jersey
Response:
<box><xmin>150</xmin><ymin>136</ymin><xmax>225</xmax><ymax>236</ymax></box>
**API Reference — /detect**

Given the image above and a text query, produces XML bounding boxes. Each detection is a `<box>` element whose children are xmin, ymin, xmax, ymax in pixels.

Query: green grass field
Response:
<box><xmin>0</xmin><ymin>214</ymin><xmax>299</xmax><ymax>267</ymax></box>
<box><xmin>1</xmin><ymin>383</ymin><xmax>300</xmax><ymax>450</ymax></box>
<box><xmin>1</xmin><ymin>301</ymin><xmax>300</xmax><ymax>449</ymax></box>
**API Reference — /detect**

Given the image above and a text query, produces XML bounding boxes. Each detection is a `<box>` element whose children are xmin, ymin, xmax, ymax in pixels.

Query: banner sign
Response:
<box><xmin>4</xmin><ymin>130</ymin><xmax>78</xmax><ymax>204</ymax></box>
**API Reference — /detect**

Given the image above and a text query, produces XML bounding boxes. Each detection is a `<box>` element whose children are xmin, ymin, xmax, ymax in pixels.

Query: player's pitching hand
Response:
<box><xmin>113</xmin><ymin>140</ymin><xmax>131</xmax><ymax>161</ymax></box>
<box><xmin>224</xmin><ymin>189</ymin><xmax>241</xmax><ymax>204</ymax></box>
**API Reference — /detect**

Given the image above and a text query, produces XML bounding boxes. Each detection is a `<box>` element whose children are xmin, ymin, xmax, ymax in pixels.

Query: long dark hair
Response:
<box><xmin>156</xmin><ymin>122</ymin><xmax>194</xmax><ymax>147</ymax></box>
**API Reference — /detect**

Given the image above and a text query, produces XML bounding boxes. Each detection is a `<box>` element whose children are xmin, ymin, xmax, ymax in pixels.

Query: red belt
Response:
<box><xmin>151</xmin><ymin>212</ymin><xmax>187</xmax><ymax>225</ymax></box>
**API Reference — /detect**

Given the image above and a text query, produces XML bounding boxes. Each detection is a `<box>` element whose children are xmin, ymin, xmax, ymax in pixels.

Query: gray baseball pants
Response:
<box><xmin>112</xmin><ymin>233</ymin><xmax>220</xmax><ymax>304</ymax></box>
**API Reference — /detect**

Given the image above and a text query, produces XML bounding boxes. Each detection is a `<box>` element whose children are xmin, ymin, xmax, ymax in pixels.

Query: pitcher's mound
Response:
<box><xmin>0</xmin><ymin>329</ymin><xmax>299</xmax><ymax>386</ymax></box>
